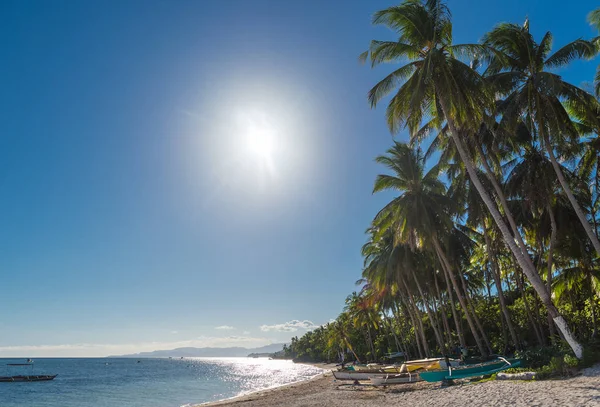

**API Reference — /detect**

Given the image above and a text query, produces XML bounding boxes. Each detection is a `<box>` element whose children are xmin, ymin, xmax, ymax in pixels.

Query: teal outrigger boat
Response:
<box><xmin>419</xmin><ymin>357</ymin><xmax>520</xmax><ymax>382</ymax></box>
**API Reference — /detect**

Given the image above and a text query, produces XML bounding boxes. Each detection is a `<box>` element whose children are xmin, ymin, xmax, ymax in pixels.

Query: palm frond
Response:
<box><xmin>545</xmin><ymin>39</ymin><xmax>597</xmax><ymax>68</ymax></box>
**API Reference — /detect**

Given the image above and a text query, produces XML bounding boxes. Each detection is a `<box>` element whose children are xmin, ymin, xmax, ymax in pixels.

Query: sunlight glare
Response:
<box><xmin>246</xmin><ymin>122</ymin><xmax>275</xmax><ymax>160</ymax></box>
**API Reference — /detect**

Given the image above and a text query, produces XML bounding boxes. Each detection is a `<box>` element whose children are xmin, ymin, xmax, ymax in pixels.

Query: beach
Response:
<box><xmin>199</xmin><ymin>363</ymin><xmax>600</xmax><ymax>407</ymax></box>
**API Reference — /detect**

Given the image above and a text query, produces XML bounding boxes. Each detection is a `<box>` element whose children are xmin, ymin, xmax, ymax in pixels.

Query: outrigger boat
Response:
<box><xmin>0</xmin><ymin>360</ymin><xmax>57</xmax><ymax>383</ymax></box>
<box><xmin>333</xmin><ymin>357</ymin><xmax>460</xmax><ymax>381</ymax></box>
<box><xmin>419</xmin><ymin>357</ymin><xmax>520</xmax><ymax>382</ymax></box>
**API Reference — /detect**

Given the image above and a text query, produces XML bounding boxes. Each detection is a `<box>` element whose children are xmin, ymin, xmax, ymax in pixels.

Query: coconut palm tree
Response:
<box><xmin>372</xmin><ymin>141</ymin><xmax>488</xmax><ymax>356</ymax></box>
<box><xmin>483</xmin><ymin>19</ymin><xmax>600</xmax><ymax>261</ymax></box>
<box><xmin>504</xmin><ymin>126</ymin><xmax>567</xmax><ymax>341</ymax></box>
<box><xmin>362</xmin><ymin>0</ymin><xmax>584</xmax><ymax>357</ymax></box>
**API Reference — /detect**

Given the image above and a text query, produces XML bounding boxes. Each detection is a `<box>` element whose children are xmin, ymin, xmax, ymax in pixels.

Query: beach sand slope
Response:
<box><xmin>199</xmin><ymin>363</ymin><xmax>600</xmax><ymax>407</ymax></box>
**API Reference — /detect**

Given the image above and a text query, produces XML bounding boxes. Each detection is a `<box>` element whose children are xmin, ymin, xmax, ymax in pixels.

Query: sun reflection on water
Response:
<box><xmin>185</xmin><ymin>357</ymin><xmax>323</xmax><ymax>397</ymax></box>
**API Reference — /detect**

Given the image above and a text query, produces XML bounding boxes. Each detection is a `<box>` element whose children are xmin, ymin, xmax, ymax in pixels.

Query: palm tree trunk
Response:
<box><xmin>483</xmin><ymin>219</ymin><xmax>520</xmax><ymax>348</ymax></box>
<box><xmin>432</xmin><ymin>237</ymin><xmax>488</xmax><ymax>357</ymax></box>
<box><xmin>345</xmin><ymin>337</ymin><xmax>361</xmax><ymax>364</ymax></box>
<box><xmin>411</xmin><ymin>269</ymin><xmax>446</xmax><ymax>353</ymax></box>
<box><xmin>402</xmin><ymin>277</ymin><xmax>431</xmax><ymax>357</ymax></box>
<box><xmin>459</xmin><ymin>270</ymin><xmax>494</xmax><ymax>354</ymax></box>
<box><xmin>546</xmin><ymin>204</ymin><xmax>558</xmax><ymax>342</ymax></box>
<box><xmin>434</xmin><ymin>271</ymin><xmax>453</xmax><ymax>346</ymax></box>
<box><xmin>366</xmin><ymin>324</ymin><xmax>376</xmax><ymax>361</ymax></box>
<box><xmin>515</xmin><ymin>267</ymin><xmax>544</xmax><ymax>346</ymax></box>
<box><xmin>401</xmin><ymin>300</ymin><xmax>424</xmax><ymax>359</ymax></box>
<box><xmin>588</xmin><ymin>270</ymin><xmax>598</xmax><ymax>338</ymax></box>
<box><xmin>383</xmin><ymin>313</ymin><xmax>401</xmax><ymax>353</ymax></box>
<box><xmin>544</xmin><ymin>135</ymin><xmax>600</xmax><ymax>257</ymax></box>
<box><xmin>439</xmin><ymin>98</ymin><xmax>583</xmax><ymax>358</ymax></box>
<box><xmin>475</xmin><ymin>142</ymin><xmax>538</xmax><ymax>275</ymax></box>
<box><xmin>437</xmin><ymin>250</ymin><xmax>467</xmax><ymax>350</ymax></box>
<box><xmin>392</xmin><ymin>302</ymin><xmax>413</xmax><ymax>359</ymax></box>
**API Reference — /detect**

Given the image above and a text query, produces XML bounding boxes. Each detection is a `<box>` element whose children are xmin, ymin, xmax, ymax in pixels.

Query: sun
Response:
<box><xmin>242</xmin><ymin>112</ymin><xmax>279</xmax><ymax>165</ymax></box>
<box><xmin>246</xmin><ymin>125</ymin><xmax>275</xmax><ymax>160</ymax></box>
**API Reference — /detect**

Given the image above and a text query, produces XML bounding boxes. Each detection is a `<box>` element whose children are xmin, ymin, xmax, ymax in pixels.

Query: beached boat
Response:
<box><xmin>419</xmin><ymin>358</ymin><xmax>520</xmax><ymax>382</ymax></box>
<box><xmin>369</xmin><ymin>372</ymin><xmax>422</xmax><ymax>386</ymax></box>
<box><xmin>0</xmin><ymin>374</ymin><xmax>57</xmax><ymax>382</ymax></box>
<box><xmin>399</xmin><ymin>357</ymin><xmax>460</xmax><ymax>372</ymax></box>
<box><xmin>333</xmin><ymin>357</ymin><xmax>460</xmax><ymax>381</ymax></box>
<box><xmin>333</xmin><ymin>370</ymin><xmax>391</xmax><ymax>380</ymax></box>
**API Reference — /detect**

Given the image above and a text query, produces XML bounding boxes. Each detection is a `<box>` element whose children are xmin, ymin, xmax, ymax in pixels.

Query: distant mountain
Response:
<box><xmin>113</xmin><ymin>343</ymin><xmax>286</xmax><ymax>358</ymax></box>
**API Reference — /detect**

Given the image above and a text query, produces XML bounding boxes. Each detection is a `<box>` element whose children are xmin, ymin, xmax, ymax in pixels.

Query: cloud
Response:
<box><xmin>214</xmin><ymin>325</ymin><xmax>235</xmax><ymax>330</ymax></box>
<box><xmin>0</xmin><ymin>336</ymin><xmax>272</xmax><ymax>358</ymax></box>
<box><xmin>260</xmin><ymin>320</ymin><xmax>319</xmax><ymax>332</ymax></box>
<box><xmin>242</xmin><ymin>331</ymin><xmax>250</xmax><ymax>335</ymax></box>
<box><xmin>170</xmin><ymin>331</ymin><xmax>178</xmax><ymax>334</ymax></box>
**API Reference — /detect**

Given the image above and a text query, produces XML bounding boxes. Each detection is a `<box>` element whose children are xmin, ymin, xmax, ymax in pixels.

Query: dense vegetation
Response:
<box><xmin>281</xmin><ymin>1</ymin><xmax>600</xmax><ymax>367</ymax></box>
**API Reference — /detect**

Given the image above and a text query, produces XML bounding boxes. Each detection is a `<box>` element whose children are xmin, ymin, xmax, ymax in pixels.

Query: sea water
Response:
<box><xmin>0</xmin><ymin>357</ymin><xmax>323</xmax><ymax>407</ymax></box>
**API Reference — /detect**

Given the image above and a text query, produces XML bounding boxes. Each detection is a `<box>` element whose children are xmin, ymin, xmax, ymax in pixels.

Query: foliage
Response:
<box><xmin>283</xmin><ymin>0</ymin><xmax>600</xmax><ymax>368</ymax></box>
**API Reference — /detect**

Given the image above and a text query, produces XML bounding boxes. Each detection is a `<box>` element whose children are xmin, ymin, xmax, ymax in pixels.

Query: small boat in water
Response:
<box><xmin>1</xmin><ymin>360</ymin><xmax>57</xmax><ymax>383</ymax></box>
<box><xmin>419</xmin><ymin>357</ymin><xmax>520</xmax><ymax>382</ymax></box>
<box><xmin>0</xmin><ymin>375</ymin><xmax>57</xmax><ymax>382</ymax></box>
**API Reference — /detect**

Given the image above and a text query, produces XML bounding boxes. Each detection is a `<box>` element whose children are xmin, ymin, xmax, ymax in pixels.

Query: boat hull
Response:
<box><xmin>419</xmin><ymin>359</ymin><xmax>520</xmax><ymax>382</ymax></box>
<box><xmin>0</xmin><ymin>375</ymin><xmax>57</xmax><ymax>382</ymax></box>
<box><xmin>369</xmin><ymin>373</ymin><xmax>422</xmax><ymax>386</ymax></box>
<box><xmin>333</xmin><ymin>371</ymin><xmax>400</xmax><ymax>381</ymax></box>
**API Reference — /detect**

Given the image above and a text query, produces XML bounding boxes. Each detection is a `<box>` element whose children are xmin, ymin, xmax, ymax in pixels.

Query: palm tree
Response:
<box><xmin>362</xmin><ymin>0</ymin><xmax>584</xmax><ymax>357</ymax></box>
<box><xmin>327</xmin><ymin>313</ymin><xmax>361</xmax><ymax>363</ymax></box>
<box><xmin>483</xmin><ymin>20</ymin><xmax>600</xmax><ymax>259</ymax></box>
<box><xmin>372</xmin><ymin>142</ymin><xmax>488</xmax><ymax>356</ymax></box>
<box><xmin>345</xmin><ymin>292</ymin><xmax>379</xmax><ymax>361</ymax></box>
<box><xmin>504</xmin><ymin>126</ymin><xmax>567</xmax><ymax>341</ymax></box>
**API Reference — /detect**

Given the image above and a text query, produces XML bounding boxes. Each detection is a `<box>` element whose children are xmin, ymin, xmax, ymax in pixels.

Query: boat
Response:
<box><xmin>419</xmin><ymin>357</ymin><xmax>520</xmax><ymax>382</ymax></box>
<box><xmin>398</xmin><ymin>357</ymin><xmax>460</xmax><ymax>372</ymax></box>
<box><xmin>333</xmin><ymin>356</ymin><xmax>461</xmax><ymax>381</ymax></box>
<box><xmin>0</xmin><ymin>375</ymin><xmax>57</xmax><ymax>382</ymax></box>
<box><xmin>333</xmin><ymin>370</ymin><xmax>398</xmax><ymax>380</ymax></box>
<box><xmin>1</xmin><ymin>360</ymin><xmax>57</xmax><ymax>383</ymax></box>
<box><xmin>369</xmin><ymin>372</ymin><xmax>422</xmax><ymax>386</ymax></box>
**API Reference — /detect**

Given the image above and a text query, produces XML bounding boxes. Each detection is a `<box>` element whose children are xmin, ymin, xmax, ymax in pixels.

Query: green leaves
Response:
<box><xmin>545</xmin><ymin>39</ymin><xmax>597</xmax><ymax>68</ymax></box>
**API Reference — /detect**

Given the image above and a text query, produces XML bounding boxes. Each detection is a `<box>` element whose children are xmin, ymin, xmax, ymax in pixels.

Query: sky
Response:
<box><xmin>0</xmin><ymin>0</ymin><xmax>598</xmax><ymax>357</ymax></box>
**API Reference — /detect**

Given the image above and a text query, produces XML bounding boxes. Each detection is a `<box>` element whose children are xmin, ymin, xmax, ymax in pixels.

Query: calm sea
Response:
<box><xmin>0</xmin><ymin>357</ymin><xmax>324</xmax><ymax>407</ymax></box>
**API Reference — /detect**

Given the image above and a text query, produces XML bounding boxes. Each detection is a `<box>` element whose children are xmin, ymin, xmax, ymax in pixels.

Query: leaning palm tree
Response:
<box><xmin>483</xmin><ymin>19</ymin><xmax>600</xmax><ymax>262</ymax></box>
<box><xmin>362</xmin><ymin>0</ymin><xmax>584</xmax><ymax>357</ymax></box>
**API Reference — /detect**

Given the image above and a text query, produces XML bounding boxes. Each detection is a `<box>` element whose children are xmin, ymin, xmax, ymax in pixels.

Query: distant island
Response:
<box><xmin>112</xmin><ymin>343</ymin><xmax>287</xmax><ymax>358</ymax></box>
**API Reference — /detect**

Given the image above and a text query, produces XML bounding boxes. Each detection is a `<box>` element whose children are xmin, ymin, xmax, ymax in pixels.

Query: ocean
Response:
<box><xmin>0</xmin><ymin>357</ymin><xmax>324</xmax><ymax>407</ymax></box>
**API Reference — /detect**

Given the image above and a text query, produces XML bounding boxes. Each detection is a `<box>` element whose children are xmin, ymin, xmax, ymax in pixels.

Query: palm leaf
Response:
<box><xmin>545</xmin><ymin>39</ymin><xmax>597</xmax><ymax>68</ymax></box>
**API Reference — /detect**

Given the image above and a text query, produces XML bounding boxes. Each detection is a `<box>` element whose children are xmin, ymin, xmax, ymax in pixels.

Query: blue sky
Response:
<box><xmin>1</xmin><ymin>0</ymin><xmax>598</xmax><ymax>357</ymax></box>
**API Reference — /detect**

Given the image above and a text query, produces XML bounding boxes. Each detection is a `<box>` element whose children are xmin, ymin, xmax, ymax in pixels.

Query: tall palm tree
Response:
<box><xmin>372</xmin><ymin>142</ymin><xmax>488</xmax><ymax>356</ymax></box>
<box><xmin>327</xmin><ymin>313</ymin><xmax>361</xmax><ymax>363</ymax></box>
<box><xmin>362</xmin><ymin>0</ymin><xmax>584</xmax><ymax>357</ymax></box>
<box><xmin>504</xmin><ymin>128</ymin><xmax>566</xmax><ymax>341</ymax></box>
<box><xmin>483</xmin><ymin>20</ymin><xmax>600</xmax><ymax>259</ymax></box>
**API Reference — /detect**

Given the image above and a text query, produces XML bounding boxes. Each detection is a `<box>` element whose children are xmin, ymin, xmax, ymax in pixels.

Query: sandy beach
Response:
<box><xmin>199</xmin><ymin>363</ymin><xmax>600</xmax><ymax>407</ymax></box>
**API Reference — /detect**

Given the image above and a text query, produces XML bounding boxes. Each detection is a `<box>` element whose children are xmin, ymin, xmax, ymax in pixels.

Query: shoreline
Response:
<box><xmin>196</xmin><ymin>363</ymin><xmax>337</xmax><ymax>407</ymax></box>
<box><xmin>197</xmin><ymin>363</ymin><xmax>600</xmax><ymax>407</ymax></box>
